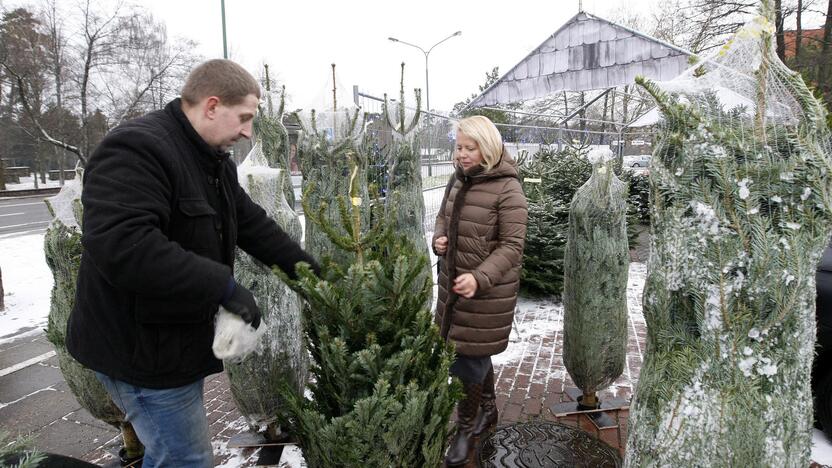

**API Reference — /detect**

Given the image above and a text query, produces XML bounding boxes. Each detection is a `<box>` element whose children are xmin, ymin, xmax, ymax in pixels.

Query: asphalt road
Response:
<box><xmin>0</xmin><ymin>195</ymin><xmax>52</xmax><ymax>239</ymax></box>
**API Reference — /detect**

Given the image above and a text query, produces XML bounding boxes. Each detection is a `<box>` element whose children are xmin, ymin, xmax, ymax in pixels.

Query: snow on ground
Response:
<box><xmin>0</xmin><ymin>233</ymin><xmax>52</xmax><ymax>343</ymax></box>
<box><xmin>4</xmin><ymin>175</ymin><xmax>65</xmax><ymax>191</ymax></box>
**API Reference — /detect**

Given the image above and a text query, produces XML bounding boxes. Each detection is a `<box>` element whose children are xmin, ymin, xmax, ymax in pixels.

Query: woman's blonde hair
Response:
<box><xmin>456</xmin><ymin>115</ymin><xmax>503</xmax><ymax>170</ymax></box>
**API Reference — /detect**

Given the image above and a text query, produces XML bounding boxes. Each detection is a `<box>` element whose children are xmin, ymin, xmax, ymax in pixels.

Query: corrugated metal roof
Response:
<box><xmin>468</xmin><ymin>12</ymin><xmax>694</xmax><ymax>108</ymax></box>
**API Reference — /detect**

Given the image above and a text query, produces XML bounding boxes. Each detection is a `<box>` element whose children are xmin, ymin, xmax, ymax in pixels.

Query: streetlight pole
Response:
<box><xmin>221</xmin><ymin>0</ymin><xmax>228</xmax><ymax>59</ymax></box>
<box><xmin>388</xmin><ymin>31</ymin><xmax>461</xmax><ymax>177</ymax></box>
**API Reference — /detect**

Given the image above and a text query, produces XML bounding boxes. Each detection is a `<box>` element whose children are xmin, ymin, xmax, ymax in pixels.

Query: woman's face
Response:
<box><xmin>455</xmin><ymin>131</ymin><xmax>483</xmax><ymax>170</ymax></box>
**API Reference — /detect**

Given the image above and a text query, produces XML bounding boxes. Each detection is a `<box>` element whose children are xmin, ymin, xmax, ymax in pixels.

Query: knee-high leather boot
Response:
<box><xmin>445</xmin><ymin>381</ymin><xmax>483</xmax><ymax>467</ymax></box>
<box><xmin>472</xmin><ymin>364</ymin><xmax>498</xmax><ymax>436</ymax></box>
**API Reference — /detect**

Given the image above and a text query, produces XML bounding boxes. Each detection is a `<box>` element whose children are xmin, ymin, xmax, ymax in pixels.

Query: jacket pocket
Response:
<box><xmin>176</xmin><ymin>198</ymin><xmax>218</xmax><ymax>252</ymax></box>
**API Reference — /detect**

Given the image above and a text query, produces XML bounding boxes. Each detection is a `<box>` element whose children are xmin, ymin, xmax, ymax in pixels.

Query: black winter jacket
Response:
<box><xmin>67</xmin><ymin>99</ymin><xmax>317</xmax><ymax>389</ymax></box>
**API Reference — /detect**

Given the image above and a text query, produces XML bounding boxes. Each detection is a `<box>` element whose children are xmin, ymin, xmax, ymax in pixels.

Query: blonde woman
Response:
<box><xmin>433</xmin><ymin>115</ymin><xmax>528</xmax><ymax>466</ymax></box>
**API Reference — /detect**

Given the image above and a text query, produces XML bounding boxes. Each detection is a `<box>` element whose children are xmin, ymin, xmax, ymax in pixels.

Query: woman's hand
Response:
<box><xmin>453</xmin><ymin>273</ymin><xmax>478</xmax><ymax>298</ymax></box>
<box><xmin>434</xmin><ymin>236</ymin><xmax>448</xmax><ymax>255</ymax></box>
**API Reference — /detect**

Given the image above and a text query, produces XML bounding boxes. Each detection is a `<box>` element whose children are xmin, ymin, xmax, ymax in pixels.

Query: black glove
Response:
<box><xmin>221</xmin><ymin>281</ymin><xmax>262</xmax><ymax>330</ymax></box>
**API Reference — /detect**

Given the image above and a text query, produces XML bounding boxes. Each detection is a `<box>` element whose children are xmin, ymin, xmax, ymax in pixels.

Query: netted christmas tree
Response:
<box><xmin>224</xmin><ymin>143</ymin><xmax>307</xmax><ymax>440</ymax></box>
<box><xmin>563</xmin><ymin>148</ymin><xmax>629</xmax><ymax>409</ymax></box>
<box><xmin>295</xmin><ymin>66</ymin><xmax>369</xmax><ymax>264</ymax></box>
<box><xmin>625</xmin><ymin>4</ymin><xmax>832</xmax><ymax>466</ymax></box>
<box><xmin>253</xmin><ymin>66</ymin><xmax>294</xmax><ymax>207</ymax></box>
<box><xmin>380</xmin><ymin>63</ymin><xmax>432</xmax><ymax>301</ymax></box>
<box><xmin>43</xmin><ymin>178</ymin><xmax>143</xmax><ymax>461</ymax></box>
<box><xmin>276</xmin><ymin>155</ymin><xmax>459</xmax><ymax>467</ymax></box>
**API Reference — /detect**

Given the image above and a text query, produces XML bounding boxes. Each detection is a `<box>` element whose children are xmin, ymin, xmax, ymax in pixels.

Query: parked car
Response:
<box><xmin>814</xmin><ymin>241</ymin><xmax>832</xmax><ymax>439</ymax></box>
<box><xmin>623</xmin><ymin>154</ymin><xmax>651</xmax><ymax>168</ymax></box>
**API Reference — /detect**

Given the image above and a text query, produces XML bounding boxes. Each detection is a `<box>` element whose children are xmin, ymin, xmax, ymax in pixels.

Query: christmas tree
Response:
<box><xmin>277</xmin><ymin>156</ymin><xmax>459</xmax><ymax>467</ymax></box>
<box><xmin>224</xmin><ymin>142</ymin><xmax>308</xmax><ymax>440</ymax></box>
<box><xmin>252</xmin><ymin>66</ymin><xmax>294</xmax><ymax>207</ymax></box>
<box><xmin>519</xmin><ymin>147</ymin><xmax>591</xmax><ymax>296</ymax></box>
<box><xmin>295</xmin><ymin>68</ymin><xmax>370</xmax><ymax>265</ymax></box>
<box><xmin>43</xmin><ymin>179</ymin><xmax>143</xmax><ymax>462</ymax></box>
<box><xmin>625</xmin><ymin>4</ymin><xmax>832</xmax><ymax>465</ymax></box>
<box><xmin>381</xmin><ymin>63</ymin><xmax>432</xmax><ymax>302</ymax></box>
<box><xmin>563</xmin><ymin>149</ymin><xmax>629</xmax><ymax>409</ymax></box>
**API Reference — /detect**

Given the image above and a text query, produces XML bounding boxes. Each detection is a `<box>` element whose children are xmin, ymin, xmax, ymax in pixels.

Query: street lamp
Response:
<box><xmin>388</xmin><ymin>31</ymin><xmax>461</xmax><ymax>115</ymax></box>
<box><xmin>389</xmin><ymin>31</ymin><xmax>461</xmax><ymax>176</ymax></box>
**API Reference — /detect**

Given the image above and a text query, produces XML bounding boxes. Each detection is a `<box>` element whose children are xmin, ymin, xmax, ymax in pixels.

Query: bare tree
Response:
<box><xmin>1</xmin><ymin>0</ymin><xmax>199</xmax><ymax>166</ymax></box>
<box><xmin>42</xmin><ymin>0</ymin><xmax>71</xmax><ymax>183</ymax></box>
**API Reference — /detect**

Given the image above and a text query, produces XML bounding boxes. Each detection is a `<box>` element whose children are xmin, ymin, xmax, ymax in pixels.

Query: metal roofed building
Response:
<box><xmin>468</xmin><ymin>11</ymin><xmax>694</xmax><ymax>109</ymax></box>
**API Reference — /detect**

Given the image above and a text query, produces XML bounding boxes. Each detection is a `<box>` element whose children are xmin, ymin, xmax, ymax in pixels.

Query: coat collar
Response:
<box><xmin>166</xmin><ymin>98</ymin><xmax>230</xmax><ymax>165</ymax></box>
<box><xmin>454</xmin><ymin>145</ymin><xmax>519</xmax><ymax>183</ymax></box>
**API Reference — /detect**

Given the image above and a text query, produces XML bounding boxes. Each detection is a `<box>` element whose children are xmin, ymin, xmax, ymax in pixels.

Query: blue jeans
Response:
<box><xmin>95</xmin><ymin>372</ymin><xmax>213</xmax><ymax>468</ymax></box>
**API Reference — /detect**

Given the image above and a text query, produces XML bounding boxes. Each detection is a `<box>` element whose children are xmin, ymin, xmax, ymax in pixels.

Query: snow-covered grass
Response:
<box><xmin>0</xmin><ymin>233</ymin><xmax>51</xmax><ymax>343</ymax></box>
<box><xmin>4</xmin><ymin>174</ymin><xmax>66</xmax><ymax>191</ymax></box>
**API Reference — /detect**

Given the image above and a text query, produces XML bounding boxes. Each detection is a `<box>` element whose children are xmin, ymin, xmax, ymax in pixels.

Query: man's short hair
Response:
<box><xmin>181</xmin><ymin>59</ymin><xmax>261</xmax><ymax>106</ymax></box>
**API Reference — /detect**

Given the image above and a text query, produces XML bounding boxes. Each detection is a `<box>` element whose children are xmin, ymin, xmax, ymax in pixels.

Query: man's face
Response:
<box><xmin>205</xmin><ymin>94</ymin><xmax>258</xmax><ymax>151</ymax></box>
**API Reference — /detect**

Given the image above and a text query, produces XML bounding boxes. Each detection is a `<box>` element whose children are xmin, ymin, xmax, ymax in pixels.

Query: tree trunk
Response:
<box><xmin>0</xmin><ymin>266</ymin><xmax>5</xmax><ymax>311</ymax></box>
<box><xmin>819</xmin><ymin>0</ymin><xmax>832</xmax><ymax>87</ymax></box>
<box><xmin>57</xmin><ymin>147</ymin><xmax>64</xmax><ymax>186</ymax></box>
<box><xmin>775</xmin><ymin>0</ymin><xmax>786</xmax><ymax>61</ymax></box>
<box><xmin>0</xmin><ymin>158</ymin><xmax>6</xmax><ymax>191</ymax></box>
<box><xmin>796</xmin><ymin>0</ymin><xmax>803</xmax><ymax>65</ymax></box>
<box><xmin>38</xmin><ymin>140</ymin><xmax>46</xmax><ymax>185</ymax></box>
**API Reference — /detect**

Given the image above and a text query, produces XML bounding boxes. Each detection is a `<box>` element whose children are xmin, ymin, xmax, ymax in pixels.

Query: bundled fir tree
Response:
<box><xmin>224</xmin><ymin>143</ymin><xmax>308</xmax><ymax>440</ymax></box>
<box><xmin>43</xmin><ymin>179</ymin><xmax>143</xmax><ymax>462</ymax></box>
<box><xmin>625</xmin><ymin>5</ymin><xmax>832</xmax><ymax>466</ymax></box>
<box><xmin>381</xmin><ymin>63</ymin><xmax>431</xmax><ymax>300</ymax></box>
<box><xmin>295</xmin><ymin>72</ymin><xmax>370</xmax><ymax>264</ymax></box>
<box><xmin>277</xmin><ymin>156</ymin><xmax>459</xmax><ymax>467</ymax></box>
<box><xmin>252</xmin><ymin>69</ymin><xmax>294</xmax><ymax>207</ymax></box>
<box><xmin>563</xmin><ymin>149</ymin><xmax>629</xmax><ymax>410</ymax></box>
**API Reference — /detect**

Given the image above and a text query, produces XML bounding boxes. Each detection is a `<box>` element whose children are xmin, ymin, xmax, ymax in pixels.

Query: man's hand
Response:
<box><xmin>434</xmin><ymin>236</ymin><xmax>448</xmax><ymax>255</ymax></box>
<box><xmin>452</xmin><ymin>273</ymin><xmax>478</xmax><ymax>298</ymax></box>
<box><xmin>222</xmin><ymin>282</ymin><xmax>262</xmax><ymax>329</ymax></box>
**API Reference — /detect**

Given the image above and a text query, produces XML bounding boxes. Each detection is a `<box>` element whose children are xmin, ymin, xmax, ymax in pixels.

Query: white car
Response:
<box><xmin>623</xmin><ymin>155</ymin><xmax>651</xmax><ymax>168</ymax></box>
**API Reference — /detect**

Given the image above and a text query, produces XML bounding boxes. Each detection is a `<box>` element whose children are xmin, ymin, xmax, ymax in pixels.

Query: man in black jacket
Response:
<box><xmin>66</xmin><ymin>59</ymin><xmax>319</xmax><ymax>468</ymax></box>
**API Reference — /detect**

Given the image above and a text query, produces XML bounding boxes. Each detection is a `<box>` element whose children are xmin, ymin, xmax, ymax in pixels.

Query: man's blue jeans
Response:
<box><xmin>95</xmin><ymin>372</ymin><xmax>213</xmax><ymax>468</ymax></box>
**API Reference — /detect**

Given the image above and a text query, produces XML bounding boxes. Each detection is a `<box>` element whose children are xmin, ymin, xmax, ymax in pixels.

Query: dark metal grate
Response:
<box><xmin>479</xmin><ymin>421</ymin><xmax>622</xmax><ymax>467</ymax></box>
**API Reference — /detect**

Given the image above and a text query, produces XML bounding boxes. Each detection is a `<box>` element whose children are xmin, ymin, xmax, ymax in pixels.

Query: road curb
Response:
<box><xmin>0</xmin><ymin>187</ymin><xmax>61</xmax><ymax>198</ymax></box>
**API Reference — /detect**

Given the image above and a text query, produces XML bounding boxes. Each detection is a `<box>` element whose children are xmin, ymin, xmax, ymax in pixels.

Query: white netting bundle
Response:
<box><xmin>45</xmin><ymin>176</ymin><xmax>83</xmax><ymax>229</ymax></box>
<box><xmin>296</xmin><ymin>71</ymin><xmax>367</xmax><ymax>142</ymax></box>
<box><xmin>656</xmin><ymin>15</ymin><xmax>820</xmax><ymax>129</ymax></box>
<box><xmin>295</xmin><ymin>108</ymin><xmax>367</xmax><ymax>143</ymax></box>
<box><xmin>383</xmin><ymin>98</ymin><xmax>421</xmax><ymax>140</ymax></box>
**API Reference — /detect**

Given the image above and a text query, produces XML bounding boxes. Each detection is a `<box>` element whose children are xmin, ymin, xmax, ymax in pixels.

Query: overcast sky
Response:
<box><xmin>137</xmin><ymin>0</ymin><xmax>661</xmax><ymax>112</ymax></box>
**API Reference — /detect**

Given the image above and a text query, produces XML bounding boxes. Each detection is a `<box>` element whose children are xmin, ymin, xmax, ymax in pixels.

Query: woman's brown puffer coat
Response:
<box><xmin>433</xmin><ymin>148</ymin><xmax>528</xmax><ymax>357</ymax></box>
